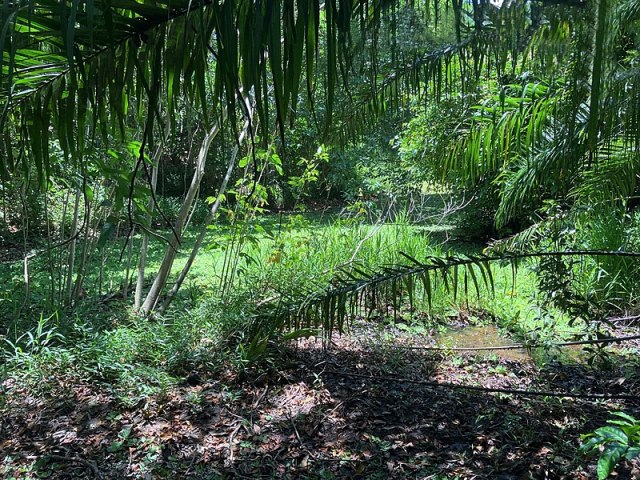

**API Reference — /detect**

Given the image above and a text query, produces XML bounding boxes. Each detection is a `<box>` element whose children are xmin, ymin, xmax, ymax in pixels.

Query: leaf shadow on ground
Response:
<box><xmin>2</xmin><ymin>327</ymin><xmax>640</xmax><ymax>479</ymax></box>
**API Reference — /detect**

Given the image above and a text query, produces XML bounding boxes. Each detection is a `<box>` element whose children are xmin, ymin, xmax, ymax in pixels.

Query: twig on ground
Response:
<box><xmin>47</xmin><ymin>453</ymin><xmax>100</xmax><ymax>478</ymax></box>
<box><xmin>225</xmin><ymin>421</ymin><xmax>243</xmax><ymax>467</ymax></box>
<box><xmin>288</xmin><ymin>414</ymin><xmax>315</xmax><ymax>459</ymax></box>
<box><xmin>308</xmin><ymin>400</ymin><xmax>345</xmax><ymax>436</ymax></box>
<box><xmin>252</xmin><ymin>386</ymin><xmax>269</xmax><ymax>409</ymax></box>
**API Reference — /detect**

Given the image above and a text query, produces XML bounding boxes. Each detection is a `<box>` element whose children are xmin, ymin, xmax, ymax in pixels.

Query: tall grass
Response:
<box><xmin>248</xmin><ymin>211</ymin><xmax>438</xmax><ymax>302</ymax></box>
<box><xmin>0</xmin><ymin>211</ymin><xmax>445</xmax><ymax>398</ymax></box>
<box><xmin>3</xmin><ymin>208</ymin><xmax>623</xmax><ymax>402</ymax></box>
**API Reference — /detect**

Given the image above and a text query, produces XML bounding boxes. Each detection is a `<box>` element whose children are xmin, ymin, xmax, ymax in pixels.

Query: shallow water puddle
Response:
<box><xmin>436</xmin><ymin>325</ymin><xmax>532</xmax><ymax>362</ymax></box>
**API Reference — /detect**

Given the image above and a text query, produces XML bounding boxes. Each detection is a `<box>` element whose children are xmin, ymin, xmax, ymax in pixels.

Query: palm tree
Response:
<box><xmin>446</xmin><ymin>0</ymin><xmax>640</xmax><ymax>228</ymax></box>
<box><xmin>0</xmin><ymin>0</ymin><xmax>527</xmax><ymax>180</ymax></box>
<box><xmin>1</xmin><ymin>0</ymin><xmax>356</xmax><ymax>313</ymax></box>
<box><xmin>265</xmin><ymin>0</ymin><xmax>640</xmax><ymax>333</ymax></box>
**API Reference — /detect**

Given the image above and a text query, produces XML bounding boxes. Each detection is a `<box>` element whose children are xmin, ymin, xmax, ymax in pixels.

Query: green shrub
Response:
<box><xmin>580</xmin><ymin>412</ymin><xmax>640</xmax><ymax>480</ymax></box>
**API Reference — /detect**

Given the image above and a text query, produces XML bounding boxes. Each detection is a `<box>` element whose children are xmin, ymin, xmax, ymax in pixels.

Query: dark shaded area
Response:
<box><xmin>2</xmin><ymin>326</ymin><xmax>639</xmax><ymax>479</ymax></box>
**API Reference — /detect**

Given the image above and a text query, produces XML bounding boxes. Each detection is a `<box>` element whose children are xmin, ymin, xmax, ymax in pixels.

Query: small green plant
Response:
<box><xmin>579</xmin><ymin>411</ymin><xmax>640</xmax><ymax>479</ymax></box>
<box><xmin>451</xmin><ymin>355</ymin><xmax>464</xmax><ymax>368</ymax></box>
<box><xmin>369</xmin><ymin>434</ymin><xmax>393</xmax><ymax>452</ymax></box>
<box><xmin>107</xmin><ymin>426</ymin><xmax>134</xmax><ymax>453</ymax></box>
<box><xmin>2</xmin><ymin>313</ymin><xmax>64</xmax><ymax>366</ymax></box>
<box><xmin>487</xmin><ymin>364</ymin><xmax>508</xmax><ymax>375</ymax></box>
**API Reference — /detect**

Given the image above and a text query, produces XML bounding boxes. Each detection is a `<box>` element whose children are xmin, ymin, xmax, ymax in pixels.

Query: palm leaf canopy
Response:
<box><xmin>0</xmin><ymin>0</ymin><xmax>592</xmax><ymax>184</ymax></box>
<box><xmin>0</xmin><ymin>0</ymin><xmax>359</xmax><ymax>182</ymax></box>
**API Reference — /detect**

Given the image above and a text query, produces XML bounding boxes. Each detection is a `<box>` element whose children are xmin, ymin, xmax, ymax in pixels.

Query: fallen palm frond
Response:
<box><xmin>260</xmin><ymin>250</ymin><xmax>640</xmax><ymax>341</ymax></box>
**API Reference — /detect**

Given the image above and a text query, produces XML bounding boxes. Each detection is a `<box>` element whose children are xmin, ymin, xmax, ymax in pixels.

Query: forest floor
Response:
<box><xmin>2</xmin><ymin>317</ymin><xmax>640</xmax><ymax>479</ymax></box>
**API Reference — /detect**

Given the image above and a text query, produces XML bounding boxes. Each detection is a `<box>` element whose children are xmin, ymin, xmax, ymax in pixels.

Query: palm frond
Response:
<box><xmin>331</xmin><ymin>0</ymin><xmax>575</xmax><ymax>143</ymax></box>
<box><xmin>447</xmin><ymin>82</ymin><xmax>559</xmax><ymax>188</ymax></box>
<box><xmin>0</xmin><ymin>0</ymin><xmax>589</xmax><ymax>181</ymax></box>
<box><xmin>571</xmin><ymin>141</ymin><xmax>640</xmax><ymax>208</ymax></box>
<box><xmin>262</xmin><ymin>249</ymin><xmax>640</xmax><ymax>341</ymax></box>
<box><xmin>0</xmin><ymin>0</ymin><xmax>365</xmax><ymax>181</ymax></box>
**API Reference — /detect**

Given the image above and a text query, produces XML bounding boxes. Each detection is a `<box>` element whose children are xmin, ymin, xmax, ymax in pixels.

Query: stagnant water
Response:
<box><xmin>436</xmin><ymin>325</ymin><xmax>532</xmax><ymax>362</ymax></box>
<box><xmin>435</xmin><ymin>324</ymin><xmax>589</xmax><ymax>363</ymax></box>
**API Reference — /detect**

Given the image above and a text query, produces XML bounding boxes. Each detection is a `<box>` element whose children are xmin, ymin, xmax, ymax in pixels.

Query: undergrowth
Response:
<box><xmin>0</xmin><ymin>212</ymin><xmax>445</xmax><ymax>402</ymax></box>
<box><xmin>2</xmin><ymin>210</ymin><xmax>638</xmax><ymax>406</ymax></box>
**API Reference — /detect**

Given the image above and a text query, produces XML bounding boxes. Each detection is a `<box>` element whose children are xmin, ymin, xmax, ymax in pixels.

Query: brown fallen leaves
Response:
<box><xmin>1</xmin><ymin>321</ymin><xmax>639</xmax><ymax>479</ymax></box>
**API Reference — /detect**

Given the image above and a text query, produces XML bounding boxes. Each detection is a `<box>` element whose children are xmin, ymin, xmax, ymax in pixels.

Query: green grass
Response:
<box><xmin>0</xmin><ymin>209</ymin><xmax>606</xmax><ymax>403</ymax></box>
<box><xmin>0</xmin><ymin>211</ymin><xmax>443</xmax><ymax>399</ymax></box>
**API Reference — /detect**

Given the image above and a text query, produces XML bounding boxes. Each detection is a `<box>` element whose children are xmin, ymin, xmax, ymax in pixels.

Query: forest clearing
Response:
<box><xmin>2</xmin><ymin>0</ymin><xmax>640</xmax><ymax>478</ymax></box>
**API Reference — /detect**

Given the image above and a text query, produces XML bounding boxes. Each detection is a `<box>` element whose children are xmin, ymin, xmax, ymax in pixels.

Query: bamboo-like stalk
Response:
<box><xmin>57</xmin><ymin>189</ymin><xmax>69</xmax><ymax>304</ymax></box>
<box><xmin>16</xmin><ymin>182</ymin><xmax>31</xmax><ymax>316</ymax></box>
<box><xmin>84</xmin><ymin>184</ymin><xmax>108</xmax><ymax>295</ymax></box>
<box><xmin>43</xmin><ymin>190</ymin><xmax>56</xmax><ymax>305</ymax></box>
<box><xmin>21</xmin><ymin>252</ymin><xmax>36</xmax><ymax>314</ymax></box>
<box><xmin>135</xmin><ymin>156</ymin><xmax>160</xmax><ymax>310</ymax></box>
<box><xmin>1</xmin><ymin>183</ymin><xmax>6</xmax><ymax>225</ymax></box>
<box><xmin>98</xmin><ymin>249</ymin><xmax>106</xmax><ymax>298</ymax></box>
<box><xmin>89</xmin><ymin>187</ymin><xmax>117</xmax><ymax>297</ymax></box>
<box><xmin>136</xmin><ymin>125</ymin><xmax>172</xmax><ymax>299</ymax></box>
<box><xmin>71</xmin><ymin>194</ymin><xmax>92</xmax><ymax>303</ymax></box>
<box><xmin>65</xmin><ymin>190</ymin><xmax>81</xmax><ymax>305</ymax></box>
<box><xmin>123</xmin><ymin>225</ymin><xmax>135</xmax><ymax>300</ymax></box>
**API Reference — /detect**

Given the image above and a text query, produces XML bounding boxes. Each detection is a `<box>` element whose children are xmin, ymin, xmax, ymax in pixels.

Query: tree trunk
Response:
<box><xmin>140</xmin><ymin>113</ymin><xmax>226</xmax><ymax>315</ymax></box>
<box><xmin>57</xmin><ymin>190</ymin><xmax>69</xmax><ymax>304</ymax></box>
<box><xmin>135</xmin><ymin>158</ymin><xmax>159</xmax><ymax>310</ymax></box>
<box><xmin>71</xmin><ymin>196</ymin><xmax>92</xmax><ymax>303</ymax></box>
<box><xmin>158</xmin><ymin>111</ymin><xmax>255</xmax><ymax>313</ymax></box>
<box><xmin>123</xmin><ymin>225</ymin><xmax>135</xmax><ymax>300</ymax></box>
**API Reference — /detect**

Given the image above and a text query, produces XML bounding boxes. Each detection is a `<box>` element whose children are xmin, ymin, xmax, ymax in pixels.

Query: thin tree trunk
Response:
<box><xmin>99</xmin><ymin>250</ymin><xmax>106</xmax><ymax>298</ymax></box>
<box><xmin>83</xmin><ymin>184</ymin><xmax>114</xmax><ymax>299</ymax></box>
<box><xmin>72</xmin><ymin>196</ymin><xmax>92</xmax><ymax>303</ymax></box>
<box><xmin>65</xmin><ymin>191</ymin><xmax>81</xmax><ymax>305</ymax></box>
<box><xmin>43</xmin><ymin>191</ymin><xmax>56</xmax><ymax>305</ymax></box>
<box><xmin>57</xmin><ymin>190</ymin><xmax>69</xmax><ymax>304</ymax></box>
<box><xmin>135</xmin><ymin>158</ymin><xmax>159</xmax><ymax>310</ymax></box>
<box><xmin>123</xmin><ymin>225</ymin><xmax>135</xmax><ymax>300</ymax></box>
<box><xmin>1</xmin><ymin>184</ymin><xmax>6</xmax><ymax>225</ymax></box>
<box><xmin>84</xmin><ymin>184</ymin><xmax>107</xmax><ymax>294</ymax></box>
<box><xmin>21</xmin><ymin>251</ymin><xmax>36</xmax><ymax>314</ymax></box>
<box><xmin>14</xmin><ymin>181</ymin><xmax>30</xmax><ymax>315</ymax></box>
<box><xmin>158</xmin><ymin>113</ymin><xmax>254</xmax><ymax>313</ymax></box>
<box><xmin>141</xmin><ymin>112</ymin><xmax>226</xmax><ymax>315</ymax></box>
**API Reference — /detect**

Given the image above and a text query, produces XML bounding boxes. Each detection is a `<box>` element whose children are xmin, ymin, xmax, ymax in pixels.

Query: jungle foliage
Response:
<box><xmin>1</xmin><ymin>1</ymin><xmax>640</xmax><ymax>477</ymax></box>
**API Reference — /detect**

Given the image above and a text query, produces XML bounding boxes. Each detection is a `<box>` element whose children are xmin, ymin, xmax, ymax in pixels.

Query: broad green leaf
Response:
<box><xmin>625</xmin><ymin>447</ymin><xmax>640</xmax><ymax>460</ymax></box>
<box><xmin>611</xmin><ymin>412</ymin><xmax>638</xmax><ymax>424</ymax></box>
<box><xmin>594</xmin><ymin>427</ymin><xmax>629</xmax><ymax>445</ymax></box>
<box><xmin>597</xmin><ymin>444</ymin><xmax>625</xmax><ymax>480</ymax></box>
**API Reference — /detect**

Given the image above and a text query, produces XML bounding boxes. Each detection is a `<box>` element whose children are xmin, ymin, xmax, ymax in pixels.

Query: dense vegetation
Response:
<box><xmin>1</xmin><ymin>0</ymin><xmax>640</xmax><ymax>478</ymax></box>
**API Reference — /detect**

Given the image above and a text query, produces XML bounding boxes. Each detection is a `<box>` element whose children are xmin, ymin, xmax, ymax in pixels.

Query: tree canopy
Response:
<box><xmin>1</xmin><ymin>0</ymin><xmax>570</xmax><ymax>182</ymax></box>
<box><xmin>3</xmin><ymin>0</ymin><xmax>640</xmax><ymax>318</ymax></box>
